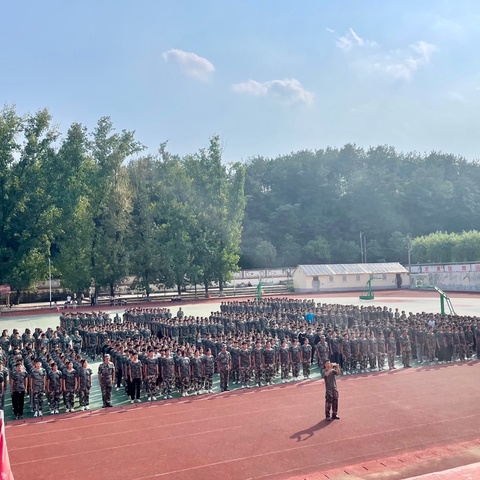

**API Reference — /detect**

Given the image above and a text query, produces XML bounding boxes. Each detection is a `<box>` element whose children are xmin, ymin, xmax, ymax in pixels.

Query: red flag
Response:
<box><xmin>0</xmin><ymin>411</ymin><xmax>14</xmax><ymax>480</ymax></box>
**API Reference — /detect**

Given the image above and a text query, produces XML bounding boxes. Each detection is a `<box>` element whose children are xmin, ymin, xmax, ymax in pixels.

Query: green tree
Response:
<box><xmin>303</xmin><ymin>235</ymin><xmax>331</xmax><ymax>264</ymax></box>
<box><xmin>186</xmin><ymin>135</ymin><xmax>245</xmax><ymax>295</ymax></box>
<box><xmin>0</xmin><ymin>106</ymin><xmax>61</xmax><ymax>302</ymax></box>
<box><xmin>89</xmin><ymin>117</ymin><xmax>143</xmax><ymax>297</ymax></box>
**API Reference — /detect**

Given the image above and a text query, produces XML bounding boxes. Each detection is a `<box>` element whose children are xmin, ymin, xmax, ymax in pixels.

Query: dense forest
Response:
<box><xmin>241</xmin><ymin>145</ymin><xmax>480</xmax><ymax>268</ymax></box>
<box><xmin>1</xmin><ymin>105</ymin><xmax>480</xmax><ymax>302</ymax></box>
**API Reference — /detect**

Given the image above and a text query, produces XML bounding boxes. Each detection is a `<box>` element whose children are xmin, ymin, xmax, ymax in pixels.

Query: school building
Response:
<box><xmin>292</xmin><ymin>262</ymin><xmax>409</xmax><ymax>293</ymax></box>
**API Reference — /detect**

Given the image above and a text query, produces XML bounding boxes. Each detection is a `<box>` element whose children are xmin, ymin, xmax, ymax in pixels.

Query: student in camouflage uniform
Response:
<box><xmin>358</xmin><ymin>332</ymin><xmax>369</xmax><ymax>373</ymax></box>
<box><xmin>263</xmin><ymin>341</ymin><xmax>276</xmax><ymax>385</ymax></box>
<box><xmin>178</xmin><ymin>350</ymin><xmax>191</xmax><ymax>397</ymax></box>
<box><xmin>279</xmin><ymin>339</ymin><xmax>291</xmax><ymax>383</ymax></box>
<box><xmin>444</xmin><ymin>325</ymin><xmax>454</xmax><ymax>362</ymax></box>
<box><xmin>342</xmin><ymin>333</ymin><xmax>352</xmax><ymax>375</ymax></box>
<box><xmin>368</xmin><ymin>332</ymin><xmax>378</xmax><ymax>371</ymax></box>
<box><xmin>452</xmin><ymin>326</ymin><xmax>460</xmax><ymax>361</ymax></box>
<box><xmin>301</xmin><ymin>338</ymin><xmax>312</xmax><ymax>379</ymax></box>
<box><xmin>458</xmin><ymin>326</ymin><xmax>466</xmax><ymax>361</ymax></box>
<box><xmin>252</xmin><ymin>341</ymin><xmax>264</xmax><ymax>387</ymax></box>
<box><xmin>400</xmin><ymin>330</ymin><xmax>412</xmax><ymax>368</ymax></box>
<box><xmin>415</xmin><ymin>326</ymin><xmax>426</xmax><ymax>363</ymax></box>
<box><xmin>63</xmin><ymin>361</ymin><xmax>78</xmax><ymax>412</ymax></box>
<box><xmin>436</xmin><ymin>326</ymin><xmax>445</xmax><ymax>363</ymax></box>
<box><xmin>202</xmin><ymin>349</ymin><xmax>215</xmax><ymax>393</ymax></box>
<box><xmin>144</xmin><ymin>349</ymin><xmax>159</xmax><ymax>401</ymax></box>
<box><xmin>465</xmin><ymin>325</ymin><xmax>474</xmax><ymax>359</ymax></box>
<box><xmin>387</xmin><ymin>332</ymin><xmax>396</xmax><ymax>370</ymax></box>
<box><xmin>113</xmin><ymin>346</ymin><xmax>126</xmax><ymax>392</ymax></box>
<box><xmin>98</xmin><ymin>354</ymin><xmax>115</xmax><ymax>407</ymax></box>
<box><xmin>322</xmin><ymin>360</ymin><xmax>340</xmax><ymax>421</ymax></box>
<box><xmin>350</xmin><ymin>334</ymin><xmax>359</xmax><ymax>373</ymax></box>
<box><xmin>217</xmin><ymin>344</ymin><xmax>231</xmax><ymax>392</ymax></box>
<box><xmin>377</xmin><ymin>332</ymin><xmax>386</xmax><ymax>371</ymax></box>
<box><xmin>291</xmin><ymin>338</ymin><xmax>302</xmax><ymax>381</ymax></box>
<box><xmin>426</xmin><ymin>327</ymin><xmax>436</xmax><ymax>364</ymax></box>
<box><xmin>30</xmin><ymin>359</ymin><xmax>47</xmax><ymax>417</ymax></box>
<box><xmin>71</xmin><ymin>330</ymin><xmax>83</xmax><ymax>354</ymax></box>
<box><xmin>190</xmin><ymin>350</ymin><xmax>203</xmax><ymax>395</ymax></box>
<box><xmin>239</xmin><ymin>341</ymin><xmax>252</xmax><ymax>388</ymax></box>
<box><xmin>79</xmin><ymin>359</ymin><xmax>93</xmax><ymax>411</ymax></box>
<box><xmin>47</xmin><ymin>363</ymin><xmax>62</xmax><ymax>414</ymax></box>
<box><xmin>161</xmin><ymin>349</ymin><xmax>175</xmax><ymax>399</ymax></box>
<box><xmin>229</xmin><ymin>341</ymin><xmax>240</xmax><ymax>385</ymax></box>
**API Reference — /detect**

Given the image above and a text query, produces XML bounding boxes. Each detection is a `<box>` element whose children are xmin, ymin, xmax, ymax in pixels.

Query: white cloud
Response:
<box><xmin>336</xmin><ymin>28</ymin><xmax>377</xmax><ymax>52</ymax></box>
<box><xmin>231</xmin><ymin>79</ymin><xmax>269</xmax><ymax>96</ymax></box>
<box><xmin>162</xmin><ymin>48</ymin><xmax>215</xmax><ymax>81</ymax></box>
<box><xmin>232</xmin><ymin>78</ymin><xmax>314</xmax><ymax>105</ymax></box>
<box><xmin>326</xmin><ymin>27</ymin><xmax>335</xmax><ymax>34</ymax></box>
<box><xmin>371</xmin><ymin>41</ymin><xmax>437</xmax><ymax>80</ymax></box>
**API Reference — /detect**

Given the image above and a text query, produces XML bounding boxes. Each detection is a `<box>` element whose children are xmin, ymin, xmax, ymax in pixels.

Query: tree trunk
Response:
<box><xmin>218</xmin><ymin>274</ymin><xmax>224</xmax><ymax>297</ymax></box>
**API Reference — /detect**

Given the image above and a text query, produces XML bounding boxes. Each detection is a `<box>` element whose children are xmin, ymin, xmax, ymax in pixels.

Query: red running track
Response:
<box><xmin>5</xmin><ymin>361</ymin><xmax>480</xmax><ymax>480</ymax></box>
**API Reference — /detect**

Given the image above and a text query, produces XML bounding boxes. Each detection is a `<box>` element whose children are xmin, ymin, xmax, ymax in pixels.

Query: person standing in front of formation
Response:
<box><xmin>30</xmin><ymin>360</ymin><xmax>47</xmax><ymax>417</ymax></box>
<box><xmin>322</xmin><ymin>360</ymin><xmax>340</xmax><ymax>421</ymax></box>
<box><xmin>98</xmin><ymin>354</ymin><xmax>115</xmax><ymax>408</ymax></box>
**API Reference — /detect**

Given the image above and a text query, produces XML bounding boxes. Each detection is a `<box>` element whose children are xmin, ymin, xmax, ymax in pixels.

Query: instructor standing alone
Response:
<box><xmin>323</xmin><ymin>360</ymin><xmax>340</xmax><ymax>421</ymax></box>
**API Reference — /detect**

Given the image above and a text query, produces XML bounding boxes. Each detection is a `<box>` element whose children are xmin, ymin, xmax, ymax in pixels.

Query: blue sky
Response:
<box><xmin>2</xmin><ymin>0</ymin><xmax>480</xmax><ymax>162</ymax></box>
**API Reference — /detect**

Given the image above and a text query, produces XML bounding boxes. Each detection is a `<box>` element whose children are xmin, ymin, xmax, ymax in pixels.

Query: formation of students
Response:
<box><xmin>0</xmin><ymin>297</ymin><xmax>479</xmax><ymax>420</ymax></box>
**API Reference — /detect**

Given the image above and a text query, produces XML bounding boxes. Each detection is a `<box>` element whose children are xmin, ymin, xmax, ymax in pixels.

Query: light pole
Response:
<box><xmin>48</xmin><ymin>258</ymin><xmax>52</xmax><ymax>307</ymax></box>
